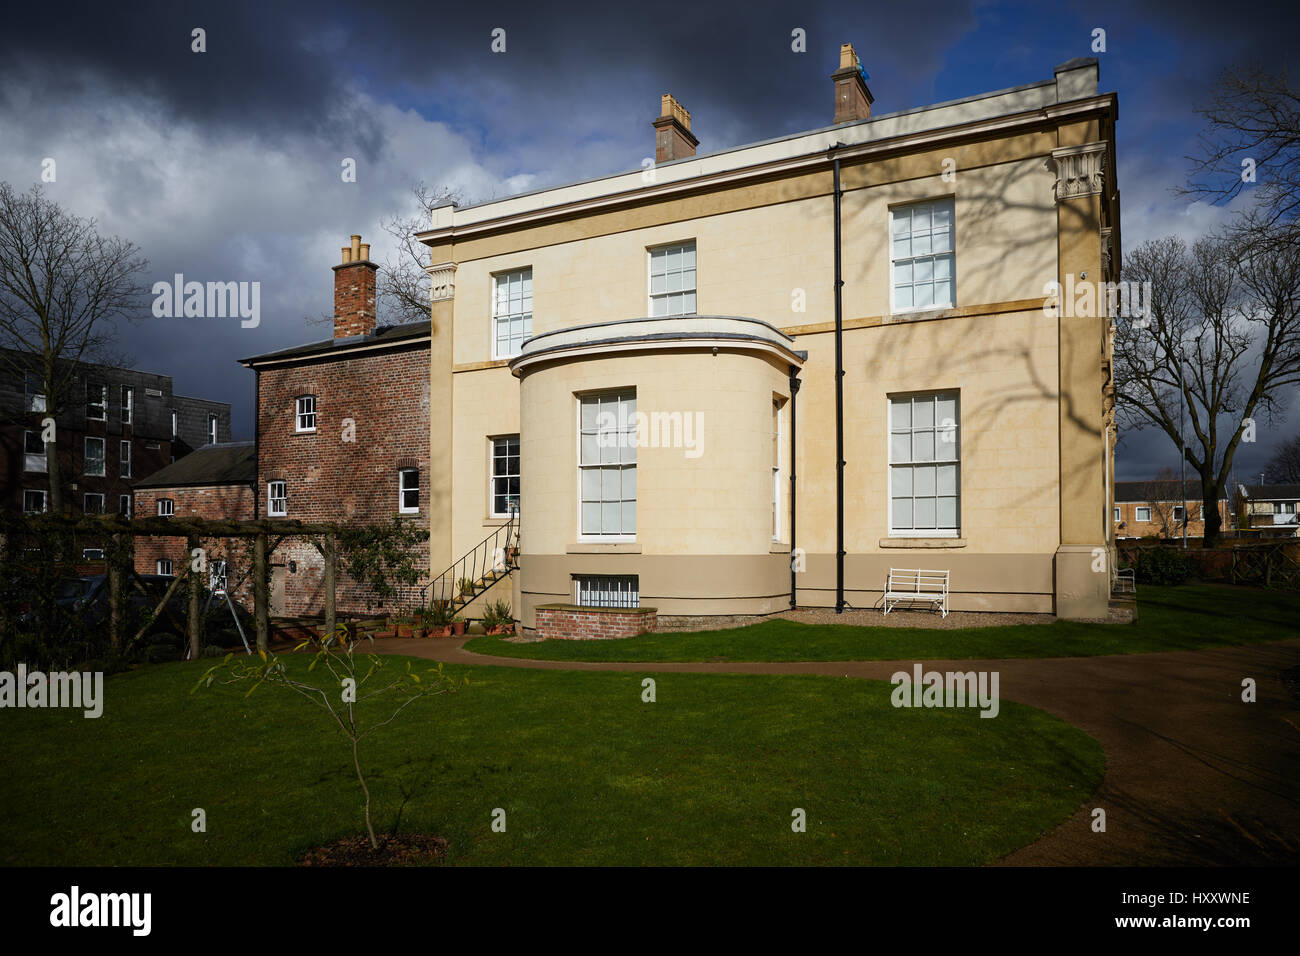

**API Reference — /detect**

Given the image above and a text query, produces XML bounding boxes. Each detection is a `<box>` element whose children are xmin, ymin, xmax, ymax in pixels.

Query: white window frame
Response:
<box><xmin>23</xmin><ymin>430</ymin><xmax>47</xmax><ymax>473</ymax></box>
<box><xmin>399</xmin><ymin>467</ymin><xmax>420</xmax><ymax>514</ymax></box>
<box><xmin>121</xmin><ymin>386</ymin><xmax>133</xmax><ymax>425</ymax></box>
<box><xmin>1135</xmin><ymin>506</ymin><xmax>1152</xmax><ymax>522</ymax></box>
<box><xmin>208</xmin><ymin>413</ymin><xmax>218</xmax><ymax>445</ymax></box>
<box><xmin>1113</xmin><ymin>507</ymin><xmax>1121</xmax><ymax>522</ymax></box>
<box><xmin>648</xmin><ymin>241</ymin><xmax>696</xmax><ymax>317</ymax></box>
<box><xmin>22</xmin><ymin>489</ymin><xmax>46</xmax><ymax>514</ymax></box>
<box><xmin>157</xmin><ymin>498</ymin><xmax>175</xmax><ymax>517</ymax></box>
<box><xmin>889</xmin><ymin>198</ymin><xmax>955</xmax><ymax>315</ymax></box>
<box><xmin>1172</xmin><ymin>505</ymin><xmax>1186</xmax><ymax>523</ymax></box>
<box><xmin>119</xmin><ymin>494</ymin><xmax>132</xmax><ymax>517</ymax></box>
<box><xmin>888</xmin><ymin>391</ymin><xmax>960</xmax><ymax>538</ymax></box>
<box><xmin>491</xmin><ymin>268</ymin><xmax>533</xmax><ymax>359</ymax></box>
<box><xmin>87</xmin><ymin>382</ymin><xmax>107</xmax><ymax>421</ymax></box>
<box><xmin>84</xmin><ymin>437</ymin><xmax>106</xmax><ymax>477</ymax></box>
<box><xmin>82</xmin><ymin>548</ymin><xmax>105</xmax><ymax>561</ymax></box>
<box><xmin>295</xmin><ymin>396</ymin><xmax>316</xmax><ymax>433</ymax></box>
<box><xmin>575</xmin><ymin>575</ymin><xmax>639</xmax><ymax>608</ymax></box>
<box><xmin>578</xmin><ymin>390</ymin><xmax>637</xmax><ymax>540</ymax></box>
<box><xmin>119</xmin><ymin>440</ymin><xmax>131</xmax><ymax>478</ymax></box>
<box><xmin>489</xmin><ymin>435</ymin><xmax>521</xmax><ymax>518</ymax></box>
<box><xmin>268</xmin><ymin>480</ymin><xmax>287</xmax><ymax>517</ymax></box>
<box><xmin>157</xmin><ymin>559</ymin><xmax>174</xmax><ymax>577</ymax></box>
<box><xmin>171</xmin><ymin>409</ymin><xmax>178</xmax><ymax>439</ymax></box>
<box><xmin>24</xmin><ymin>371</ymin><xmax>46</xmax><ymax>412</ymax></box>
<box><xmin>83</xmin><ymin>492</ymin><xmax>104</xmax><ymax>515</ymax></box>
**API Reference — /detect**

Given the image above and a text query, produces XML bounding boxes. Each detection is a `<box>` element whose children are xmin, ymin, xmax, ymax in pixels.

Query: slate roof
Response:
<box><xmin>238</xmin><ymin>321</ymin><xmax>430</xmax><ymax>366</ymax></box>
<box><xmin>134</xmin><ymin>441</ymin><xmax>256</xmax><ymax>488</ymax></box>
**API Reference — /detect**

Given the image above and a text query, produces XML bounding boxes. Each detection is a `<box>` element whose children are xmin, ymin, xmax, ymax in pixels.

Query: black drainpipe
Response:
<box><xmin>831</xmin><ymin>146</ymin><xmax>846</xmax><ymax>613</ymax></box>
<box><xmin>788</xmin><ymin>364</ymin><xmax>800</xmax><ymax>608</ymax></box>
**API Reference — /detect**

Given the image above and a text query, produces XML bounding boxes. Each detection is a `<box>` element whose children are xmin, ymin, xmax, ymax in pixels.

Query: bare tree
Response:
<box><xmin>377</xmin><ymin>182</ymin><xmax>462</xmax><ymax>328</ymax></box>
<box><xmin>1184</xmin><ymin>66</ymin><xmax>1300</xmax><ymax>238</ymax></box>
<box><xmin>1265</xmin><ymin>433</ymin><xmax>1300</xmax><ymax>483</ymax></box>
<box><xmin>1113</xmin><ymin>225</ymin><xmax>1300</xmax><ymax>546</ymax></box>
<box><xmin>0</xmin><ymin>183</ymin><xmax>147</xmax><ymax>513</ymax></box>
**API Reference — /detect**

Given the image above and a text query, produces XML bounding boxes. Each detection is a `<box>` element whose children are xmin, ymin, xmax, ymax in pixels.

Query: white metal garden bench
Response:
<box><xmin>883</xmin><ymin>568</ymin><xmax>950</xmax><ymax>618</ymax></box>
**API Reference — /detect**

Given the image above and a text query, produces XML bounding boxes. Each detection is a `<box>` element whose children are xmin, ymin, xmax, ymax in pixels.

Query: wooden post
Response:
<box><xmin>324</xmin><ymin>533</ymin><xmax>337</xmax><ymax>641</ymax></box>
<box><xmin>254</xmin><ymin>531</ymin><xmax>269</xmax><ymax>652</ymax></box>
<box><xmin>187</xmin><ymin>534</ymin><xmax>202</xmax><ymax>660</ymax></box>
<box><xmin>108</xmin><ymin>533</ymin><xmax>123</xmax><ymax>649</ymax></box>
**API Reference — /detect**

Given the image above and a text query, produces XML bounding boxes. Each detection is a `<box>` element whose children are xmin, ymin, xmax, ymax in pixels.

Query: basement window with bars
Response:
<box><xmin>490</xmin><ymin>436</ymin><xmax>520</xmax><ymax>517</ymax></box>
<box><xmin>648</xmin><ymin>242</ymin><xmax>696</xmax><ymax>317</ymax></box>
<box><xmin>492</xmin><ymin>268</ymin><xmax>532</xmax><ymax>359</ymax></box>
<box><xmin>889</xmin><ymin>391</ymin><xmax>960</xmax><ymax>537</ymax></box>
<box><xmin>579</xmin><ymin>390</ymin><xmax>636</xmax><ymax>538</ymax></box>
<box><xmin>575</xmin><ymin>575</ymin><xmax>639</xmax><ymax>608</ymax></box>
<box><xmin>890</xmin><ymin>198</ymin><xmax>955</xmax><ymax>313</ymax></box>
<box><xmin>268</xmin><ymin>480</ymin><xmax>287</xmax><ymax>517</ymax></box>
<box><xmin>399</xmin><ymin>468</ymin><xmax>420</xmax><ymax>514</ymax></box>
<box><xmin>295</xmin><ymin>396</ymin><xmax>316</xmax><ymax>432</ymax></box>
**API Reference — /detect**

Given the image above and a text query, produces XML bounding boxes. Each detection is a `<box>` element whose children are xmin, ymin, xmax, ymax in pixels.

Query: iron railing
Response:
<box><xmin>420</xmin><ymin>508</ymin><xmax>519</xmax><ymax>613</ymax></box>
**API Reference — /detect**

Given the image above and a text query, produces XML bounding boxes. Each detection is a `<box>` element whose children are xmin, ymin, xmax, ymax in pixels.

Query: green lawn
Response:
<box><xmin>0</xmin><ymin>656</ymin><xmax>1102</xmax><ymax>866</ymax></box>
<box><xmin>465</xmin><ymin>585</ymin><xmax>1298</xmax><ymax>663</ymax></box>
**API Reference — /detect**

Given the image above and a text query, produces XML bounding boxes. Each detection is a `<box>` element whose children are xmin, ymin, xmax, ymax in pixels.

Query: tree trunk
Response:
<box><xmin>1201</xmin><ymin>478</ymin><xmax>1224</xmax><ymax>548</ymax></box>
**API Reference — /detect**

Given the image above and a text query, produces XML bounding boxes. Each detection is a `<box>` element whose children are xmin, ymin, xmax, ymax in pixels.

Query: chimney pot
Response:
<box><xmin>652</xmin><ymin>93</ymin><xmax>700</xmax><ymax>164</ymax></box>
<box><xmin>832</xmin><ymin>42</ymin><xmax>874</xmax><ymax>124</ymax></box>
<box><xmin>333</xmin><ymin>234</ymin><xmax>378</xmax><ymax>339</ymax></box>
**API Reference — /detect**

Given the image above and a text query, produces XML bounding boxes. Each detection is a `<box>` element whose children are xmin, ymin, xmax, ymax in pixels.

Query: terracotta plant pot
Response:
<box><xmin>397</xmin><ymin>625</ymin><xmax>413</xmax><ymax>638</ymax></box>
<box><xmin>452</xmin><ymin>621</ymin><xmax>466</xmax><ymax>637</ymax></box>
<box><xmin>436</xmin><ymin>626</ymin><xmax>452</xmax><ymax>638</ymax></box>
<box><xmin>412</xmin><ymin>627</ymin><xmax>426</xmax><ymax>639</ymax></box>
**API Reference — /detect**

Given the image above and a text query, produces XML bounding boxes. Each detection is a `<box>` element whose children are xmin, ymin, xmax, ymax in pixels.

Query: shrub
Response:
<box><xmin>1134</xmin><ymin>547</ymin><xmax>1196</xmax><ymax>585</ymax></box>
<box><xmin>481</xmin><ymin>598</ymin><xmax>512</xmax><ymax>632</ymax></box>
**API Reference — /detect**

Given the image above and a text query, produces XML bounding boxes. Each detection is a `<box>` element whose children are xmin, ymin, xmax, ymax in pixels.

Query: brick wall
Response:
<box><xmin>257</xmin><ymin>341</ymin><xmax>430</xmax><ymax>615</ymax></box>
<box><xmin>133</xmin><ymin>484</ymin><xmax>256</xmax><ymax>606</ymax></box>
<box><xmin>535</xmin><ymin>603</ymin><xmax>657</xmax><ymax>640</ymax></box>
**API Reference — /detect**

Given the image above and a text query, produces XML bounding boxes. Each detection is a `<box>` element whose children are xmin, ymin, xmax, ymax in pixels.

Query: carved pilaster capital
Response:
<box><xmin>1052</xmin><ymin>142</ymin><xmax>1107</xmax><ymax>202</ymax></box>
<box><xmin>426</xmin><ymin>261</ymin><xmax>457</xmax><ymax>302</ymax></box>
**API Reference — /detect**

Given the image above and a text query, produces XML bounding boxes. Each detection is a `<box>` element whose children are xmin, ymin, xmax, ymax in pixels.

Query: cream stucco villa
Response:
<box><xmin>418</xmin><ymin>44</ymin><xmax>1120</xmax><ymax>632</ymax></box>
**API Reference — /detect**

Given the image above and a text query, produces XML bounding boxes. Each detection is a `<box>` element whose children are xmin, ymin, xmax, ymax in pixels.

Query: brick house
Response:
<box><xmin>132</xmin><ymin>441</ymin><xmax>257</xmax><ymax>602</ymax></box>
<box><xmin>238</xmin><ymin>235</ymin><xmax>431</xmax><ymax>615</ymax></box>
<box><xmin>1113</xmin><ymin>479</ymin><xmax>1232</xmax><ymax>540</ymax></box>
<box><xmin>0</xmin><ymin>346</ymin><xmax>231</xmax><ymax>557</ymax></box>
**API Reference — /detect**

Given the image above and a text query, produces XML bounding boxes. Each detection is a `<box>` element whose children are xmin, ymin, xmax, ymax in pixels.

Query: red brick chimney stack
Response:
<box><xmin>653</xmin><ymin>94</ymin><xmax>699</xmax><ymax>164</ymax></box>
<box><xmin>333</xmin><ymin>233</ymin><xmax>378</xmax><ymax>339</ymax></box>
<box><xmin>832</xmin><ymin>43</ymin><xmax>874</xmax><ymax>124</ymax></box>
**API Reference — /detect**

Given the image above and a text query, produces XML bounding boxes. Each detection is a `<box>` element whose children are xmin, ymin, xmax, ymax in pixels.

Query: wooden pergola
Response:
<box><xmin>2</xmin><ymin>514</ymin><xmax>352</xmax><ymax>656</ymax></box>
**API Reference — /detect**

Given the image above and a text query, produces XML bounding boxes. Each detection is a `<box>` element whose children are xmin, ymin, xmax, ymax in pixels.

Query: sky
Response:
<box><xmin>2</xmin><ymin>0</ymin><xmax>1297</xmax><ymax>482</ymax></box>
